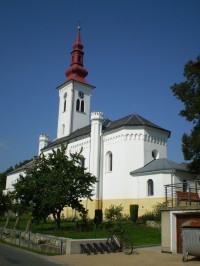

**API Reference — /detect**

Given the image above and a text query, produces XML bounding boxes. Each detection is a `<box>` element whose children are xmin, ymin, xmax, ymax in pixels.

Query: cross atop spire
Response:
<box><xmin>65</xmin><ymin>27</ymin><xmax>91</xmax><ymax>85</ymax></box>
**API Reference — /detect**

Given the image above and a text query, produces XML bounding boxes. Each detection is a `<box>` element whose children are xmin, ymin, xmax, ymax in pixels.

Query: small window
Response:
<box><xmin>63</xmin><ymin>99</ymin><xmax>66</xmax><ymax>112</ymax></box>
<box><xmin>78</xmin><ymin>55</ymin><xmax>81</xmax><ymax>63</ymax></box>
<box><xmin>147</xmin><ymin>179</ymin><xmax>154</xmax><ymax>196</ymax></box>
<box><xmin>106</xmin><ymin>151</ymin><xmax>113</xmax><ymax>172</ymax></box>
<box><xmin>81</xmin><ymin>100</ymin><xmax>84</xmax><ymax>112</ymax></box>
<box><xmin>76</xmin><ymin>98</ymin><xmax>84</xmax><ymax>112</ymax></box>
<box><xmin>76</xmin><ymin>99</ymin><xmax>80</xmax><ymax>111</ymax></box>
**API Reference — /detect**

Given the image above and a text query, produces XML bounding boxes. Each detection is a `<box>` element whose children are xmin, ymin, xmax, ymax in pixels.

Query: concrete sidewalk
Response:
<box><xmin>48</xmin><ymin>246</ymin><xmax>200</xmax><ymax>266</ymax></box>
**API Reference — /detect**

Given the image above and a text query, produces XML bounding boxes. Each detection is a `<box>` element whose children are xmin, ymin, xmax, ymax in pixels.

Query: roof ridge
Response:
<box><xmin>134</xmin><ymin>113</ymin><xmax>145</xmax><ymax>125</ymax></box>
<box><xmin>125</xmin><ymin>113</ymin><xmax>135</xmax><ymax>124</ymax></box>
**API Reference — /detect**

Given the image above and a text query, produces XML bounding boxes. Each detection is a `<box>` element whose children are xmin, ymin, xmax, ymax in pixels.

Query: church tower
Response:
<box><xmin>57</xmin><ymin>27</ymin><xmax>94</xmax><ymax>138</ymax></box>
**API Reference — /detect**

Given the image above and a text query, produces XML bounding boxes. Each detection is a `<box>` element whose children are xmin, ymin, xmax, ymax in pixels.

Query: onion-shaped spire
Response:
<box><xmin>65</xmin><ymin>26</ymin><xmax>90</xmax><ymax>85</ymax></box>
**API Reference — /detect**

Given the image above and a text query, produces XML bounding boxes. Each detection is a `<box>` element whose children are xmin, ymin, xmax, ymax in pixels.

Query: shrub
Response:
<box><xmin>139</xmin><ymin>212</ymin><xmax>155</xmax><ymax>223</ymax></box>
<box><xmin>152</xmin><ymin>202</ymin><xmax>166</xmax><ymax>221</ymax></box>
<box><xmin>122</xmin><ymin>214</ymin><xmax>130</xmax><ymax>221</ymax></box>
<box><xmin>138</xmin><ymin>202</ymin><xmax>165</xmax><ymax>223</ymax></box>
<box><xmin>104</xmin><ymin>204</ymin><xmax>123</xmax><ymax>222</ymax></box>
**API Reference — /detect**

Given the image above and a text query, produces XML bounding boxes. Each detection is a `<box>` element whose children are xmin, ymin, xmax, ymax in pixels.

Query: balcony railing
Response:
<box><xmin>164</xmin><ymin>180</ymin><xmax>200</xmax><ymax>208</ymax></box>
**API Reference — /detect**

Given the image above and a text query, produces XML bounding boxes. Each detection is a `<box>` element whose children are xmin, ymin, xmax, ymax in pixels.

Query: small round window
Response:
<box><xmin>152</xmin><ymin>149</ymin><xmax>159</xmax><ymax>159</ymax></box>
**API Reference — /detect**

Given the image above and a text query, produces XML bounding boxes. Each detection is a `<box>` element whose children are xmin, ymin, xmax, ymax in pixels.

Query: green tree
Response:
<box><xmin>0</xmin><ymin>167</ymin><xmax>14</xmax><ymax>215</ymax></box>
<box><xmin>171</xmin><ymin>56</ymin><xmax>200</xmax><ymax>173</ymax></box>
<box><xmin>14</xmin><ymin>145</ymin><xmax>97</xmax><ymax>229</ymax></box>
<box><xmin>0</xmin><ymin>192</ymin><xmax>13</xmax><ymax>216</ymax></box>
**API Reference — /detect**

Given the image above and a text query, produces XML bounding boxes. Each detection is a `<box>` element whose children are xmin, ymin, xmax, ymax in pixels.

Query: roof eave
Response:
<box><xmin>56</xmin><ymin>79</ymin><xmax>95</xmax><ymax>90</ymax></box>
<box><xmin>130</xmin><ymin>168</ymin><xmax>189</xmax><ymax>176</ymax></box>
<box><xmin>42</xmin><ymin>131</ymin><xmax>90</xmax><ymax>151</ymax></box>
<box><xmin>105</xmin><ymin>124</ymin><xmax>171</xmax><ymax>137</ymax></box>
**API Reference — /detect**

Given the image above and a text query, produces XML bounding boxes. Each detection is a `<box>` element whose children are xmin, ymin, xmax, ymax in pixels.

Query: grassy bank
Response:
<box><xmin>0</xmin><ymin>217</ymin><xmax>161</xmax><ymax>246</ymax></box>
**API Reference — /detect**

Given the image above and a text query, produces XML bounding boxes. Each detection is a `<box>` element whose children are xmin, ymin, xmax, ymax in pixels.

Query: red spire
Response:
<box><xmin>73</xmin><ymin>26</ymin><xmax>83</xmax><ymax>50</ymax></box>
<box><xmin>65</xmin><ymin>26</ymin><xmax>90</xmax><ymax>85</ymax></box>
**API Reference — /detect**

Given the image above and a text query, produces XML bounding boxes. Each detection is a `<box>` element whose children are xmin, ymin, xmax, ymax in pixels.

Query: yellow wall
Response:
<box><xmin>62</xmin><ymin>197</ymin><xmax>165</xmax><ymax>219</ymax></box>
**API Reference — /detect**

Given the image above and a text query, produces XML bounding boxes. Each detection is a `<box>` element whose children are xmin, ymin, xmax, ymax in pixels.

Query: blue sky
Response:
<box><xmin>0</xmin><ymin>0</ymin><xmax>199</xmax><ymax>172</ymax></box>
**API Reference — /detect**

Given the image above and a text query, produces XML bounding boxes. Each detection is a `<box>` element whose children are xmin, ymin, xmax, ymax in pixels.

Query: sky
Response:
<box><xmin>0</xmin><ymin>0</ymin><xmax>199</xmax><ymax>172</ymax></box>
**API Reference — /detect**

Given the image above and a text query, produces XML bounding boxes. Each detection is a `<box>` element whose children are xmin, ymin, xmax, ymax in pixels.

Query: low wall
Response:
<box><xmin>0</xmin><ymin>227</ymin><xmax>106</xmax><ymax>255</ymax></box>
<box><xmin>66</xmin><ymin>238</ymin><xmax>107</xmax><ymax>254</ymax></box>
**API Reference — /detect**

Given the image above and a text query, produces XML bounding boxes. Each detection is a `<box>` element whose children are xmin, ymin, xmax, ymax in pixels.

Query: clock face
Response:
<box><xmin>78</xmin><ymin>91</ymin><xmax>84</xmax><ymax>99</ymax></box>
<box><xmin>63</xmin><ymin>92</ymin><xmax>67</xmax><ymax>99</ymax></box>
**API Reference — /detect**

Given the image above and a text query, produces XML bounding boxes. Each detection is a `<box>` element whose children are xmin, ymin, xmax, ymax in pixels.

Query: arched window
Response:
<box><xmin>106</xmin><ymin>151</ymin><xmax>113</xmax><ymax>172</ymax></box>
<box><xmin>76</xmin><ymin>99</ymin><xmax>80</xmax><ymax>111</ymax></box>
<box><xmin>147</xmin><ymin>179</ymin><xmax>154</xmax><ymax>196</ymax></box>
<box><xmin>63</xmin><ymin>99</ymin><xmax>66</xmax><ymax>112</ymax></box>
<box><xmin>76</xmin><ymin>98</ymin><xmax>84</xmax><ymax>112</ymax></box>
<box><xmin>81</xmin><ymin>100</ymin><xmax>84</xmax><ymax>112</ymax></box>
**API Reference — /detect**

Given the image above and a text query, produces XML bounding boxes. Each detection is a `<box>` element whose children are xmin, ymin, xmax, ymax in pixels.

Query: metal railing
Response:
<box><xmin>164</xmin><ymin>180</ymin><xmax>200</xmax><ymax>207</ymax></box>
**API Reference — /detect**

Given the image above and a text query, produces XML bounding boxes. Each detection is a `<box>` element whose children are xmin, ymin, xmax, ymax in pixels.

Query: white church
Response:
<box><xmin>4</xmin><ymin>27</ymin><xmax>194</xmax><ymax>218</ymax></box>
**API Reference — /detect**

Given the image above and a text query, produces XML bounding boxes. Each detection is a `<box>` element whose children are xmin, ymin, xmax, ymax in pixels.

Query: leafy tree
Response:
<box><xmin>14</xmin><ymin>145</ymin><xmax>97</xmax><ymax>229</ymax></box>
<box><xmin>0</xmin><ymin>192</ymin><xmax>13</xmax><ymax>216</ymax></box>
<box><xmin>0</xmin><ymin>168</ymin><xmax>14</xmax><ymax>215</ymax></box>
<box><xmin>171</xmin><ymin>56</ymin><xmax>200</xmax><ymax>173</ymax></box>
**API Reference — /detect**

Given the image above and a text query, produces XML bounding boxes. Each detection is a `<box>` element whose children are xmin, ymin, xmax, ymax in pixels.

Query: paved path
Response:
<box><xmin>0</xmin><ymin>243</ymin><xmax>69</xmax><ymax>266</ymax></box>
<box><xmin>1</xmin><ymin>242</ymin><xmax>200</xmax><ymax>266</ymax></box>
<box><xmin>49</xmin><ymin>246</ymin><xmax>200</xmax><ymax>266</ymax></box>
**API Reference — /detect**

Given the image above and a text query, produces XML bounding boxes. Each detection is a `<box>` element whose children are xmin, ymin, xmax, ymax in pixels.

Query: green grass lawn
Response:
<box><xmin>0</xmin><ymin>217</ymin><xmax>161</xmax><ymax>247</ymax></box>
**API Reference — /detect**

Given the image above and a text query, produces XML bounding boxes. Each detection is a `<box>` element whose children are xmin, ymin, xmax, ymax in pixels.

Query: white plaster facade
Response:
<box><xmin>56</xmin><ymin>81</ymin><xmax>93</xmax><ymax>138</ymax></box>
<box><xmin>3</xmin><ymin>159</ymin><xmax>36</xmax><ymax>195</ymax></box>
<box><xmin>41</xmin><ymin>107</ymin><xmax>173</xmax><ymax>217</ymax></box>
<box><xmin>3</xmin><ymin>171</ymin><xmax>25</xmax><ymax>195</ymax></box>
<box><xmin>4</xmin><ymin>28</ymin><xmax>194</xmax><ymax>218</ymax></box>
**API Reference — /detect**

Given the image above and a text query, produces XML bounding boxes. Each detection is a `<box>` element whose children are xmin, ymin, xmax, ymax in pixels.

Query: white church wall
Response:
<box><xmin>71</xmin><ymin>83</ymin><xmax>92</xmax><ymax>133</ymax></box>
<box><xmin>102</xmin><ymin>128</ymin><xmax>145</xmax><ymax>200</ymax></box>
<box><xmin>101</xmin><ymin>126</ymin><xmax>170</xmax><ymax>202</ymax></box>
<box><xmin>130</xmin><ymin>172</ymin><xmax>171</xmax><ymax>215</ymax></box>
<box><xmin>57</xmin><ymin>81</ymin><xmax>93</xmax><ymax>138</ymax></box>
<box><xmin>136</xmin><ymin>173</ymin><xmax>172</xmax><ymax>198</ymax></box>
<box><xmin>4</xmin><ymin>171</ymin><xmax>26</xmax><ymax>194</ymax></box>
<box><xmin>57</xmin><ymin>82</ymin><xmax>73</xmax><ymax>138</ymax></box>
<box><xmin>43</xmin><ymin>137</ymin><xmax>91</xmax><ymax>172</ymax></box>
<box><xmin>68</xmin><ymin>137</ymin><xmax>91</xmax><ymax>171</ymax></box>
<box><xmin>144</xmin><ymin>128</ymin><xmax>168</xmax><ymax>164</ymax></box>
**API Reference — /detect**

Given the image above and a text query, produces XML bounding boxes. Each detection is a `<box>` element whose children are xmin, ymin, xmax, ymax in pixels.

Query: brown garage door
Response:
<box><xmin>176</xmin><ymin>213</ymin><xmax>200</xmax><ymax>253</ymax></box>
